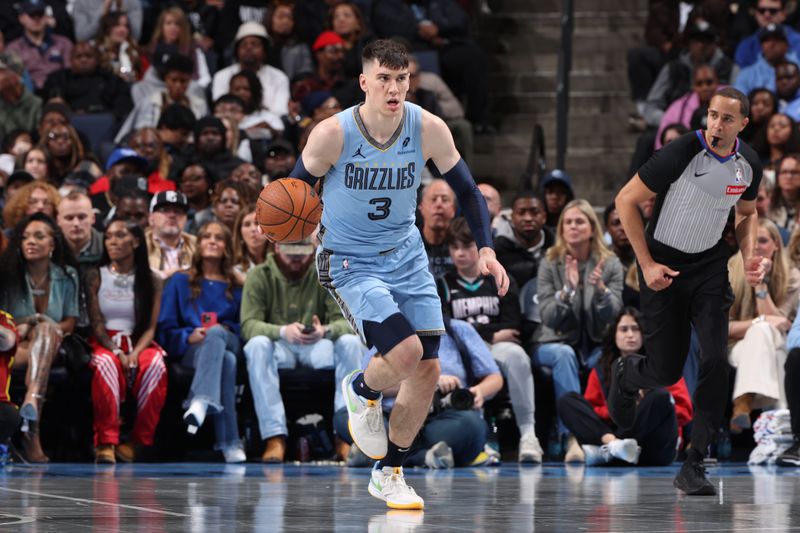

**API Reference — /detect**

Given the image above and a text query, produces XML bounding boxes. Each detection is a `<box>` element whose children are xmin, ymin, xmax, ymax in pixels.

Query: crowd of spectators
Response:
<box><xmin>0</xmin><ymin>0</ymin><xmax>798</xmax><ymax>470</ymax></box>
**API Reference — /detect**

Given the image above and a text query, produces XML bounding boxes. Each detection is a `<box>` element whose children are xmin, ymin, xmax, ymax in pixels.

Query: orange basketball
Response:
<box><xmin>256</xmin><ymin>178</ymin><xmax>322</xmax><ymax>243</ymax></box>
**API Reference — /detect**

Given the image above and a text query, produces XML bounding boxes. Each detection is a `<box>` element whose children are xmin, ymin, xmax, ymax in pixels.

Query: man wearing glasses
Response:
<box><xmin>735</xmin><ymin>0</ymin><xmax>800</xmax><ymax>68</ymax></box>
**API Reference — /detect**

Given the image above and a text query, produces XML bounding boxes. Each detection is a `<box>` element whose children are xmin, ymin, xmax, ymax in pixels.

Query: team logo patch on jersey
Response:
<box><xmin>398</xmin><ymin>136</ymin><xmax>415</xmax><ymax>155</ymax></box>
<box><xmin>726</xmin><ymin>185</ymin><xmax>747</xmax><ymax>195</ymax></box>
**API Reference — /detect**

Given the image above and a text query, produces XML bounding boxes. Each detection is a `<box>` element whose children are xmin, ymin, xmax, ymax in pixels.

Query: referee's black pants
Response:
<box><xmin>785</xmin><ymin>348</ymin><xmax>800</xmax><ymax>436</ymax></box>
<box><xmin>558</xmin><ymin>389</ymin><xmax>678</xmax><ymax>466</ymax></box>
<box><xmin>624</xmin><ymin>256</ymin><xmax>732</xmax><ymax>455</ymax></box>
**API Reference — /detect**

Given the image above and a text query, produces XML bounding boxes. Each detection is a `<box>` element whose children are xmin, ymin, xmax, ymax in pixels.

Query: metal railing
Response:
<box><xmin>555</xmin><ymin>0</ymin><xmax>574</xmax><ymax>170</ymax></box>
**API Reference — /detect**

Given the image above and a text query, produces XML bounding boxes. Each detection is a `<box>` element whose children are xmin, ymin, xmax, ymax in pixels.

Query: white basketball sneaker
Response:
<box><xmin>342</xmin><ymin>370</ymin><xmax>388</xmax><ymax>459</ymax></box>
<box><xmin>368</xmin><ymin>464</ymin><xmax>425</xmax><ymax>510</ymax></box>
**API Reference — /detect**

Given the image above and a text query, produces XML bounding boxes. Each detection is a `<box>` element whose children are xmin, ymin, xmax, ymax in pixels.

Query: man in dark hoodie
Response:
<box><xmin>172</xmin><ymin>116</ymin><xmax>245</xmax><ymax>184</ymax></box>
<box><xmin>539</xmin><ymin>169</ymin><xmax>575</xmax><ymax>233</ymax></box>
<box><xmin>495</xmin><ymin>192</ymin><xmax>554</xmax><ymax>289</ymax></box>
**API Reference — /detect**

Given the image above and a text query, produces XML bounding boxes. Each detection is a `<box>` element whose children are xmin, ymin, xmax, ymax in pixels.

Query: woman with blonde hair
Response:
<box><xmin>148</xmin><ymin>6</ymin><xmax>210</xmax><ymax>88</ymax></box>
<box><xmin>533</xmin><ymin>198</ymin><xmax>624</xmax><ymax>462</ymax></box>
<box><xmin>727</xmin><ymin>218</ymin><xmax>800</xmax><ymax>433</ymax></box>
<box><xmin>157</xmin><ymin>221</ymin><xmax>245</xmax><ymax>462</ymax></box>
<box><xmin>3</xmin><ymin>182</ymin><xmax>60</xmax><ymax>230</ymax></box>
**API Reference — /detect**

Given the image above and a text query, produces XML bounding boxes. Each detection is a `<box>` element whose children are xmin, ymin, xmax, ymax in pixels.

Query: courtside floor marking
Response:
<box><xmin>0</xmin><ymin>487</ymin><xmax>189</xmax><ymax>517</ymax></box>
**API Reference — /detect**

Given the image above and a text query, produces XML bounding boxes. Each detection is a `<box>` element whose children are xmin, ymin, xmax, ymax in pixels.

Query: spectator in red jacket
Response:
<box><xmin>557</xmin><ymin>307</ymin><xmax>692</xmax><ymax>466</ymax></box>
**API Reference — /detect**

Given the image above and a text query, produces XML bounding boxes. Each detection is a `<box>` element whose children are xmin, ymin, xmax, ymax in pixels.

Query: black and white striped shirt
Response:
<box><xmin>638</xmin><ymin>130</ymin><xmax>762</xmax><ymax>264</ymax></box>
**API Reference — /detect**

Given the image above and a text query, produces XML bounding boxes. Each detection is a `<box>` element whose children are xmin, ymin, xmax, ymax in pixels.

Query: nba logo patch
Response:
<box><xmin>342</xmin><ymin>259</ymin><xmax>349</xmax><ymax>269</ymax></box>
<box><xmin>735</xmin><ymin>167</ymin><xmax>743</xmax><ymax>183</ymax></box>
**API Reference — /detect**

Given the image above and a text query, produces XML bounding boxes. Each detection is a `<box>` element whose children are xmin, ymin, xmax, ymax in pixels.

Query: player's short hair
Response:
<box><xmin>445</xmin><ymin>217</ymin><xmax>474</xmax><ymax>247</ymax></box>
<box><xmin>713</xmin><ymin>87</ymin><xmax>750</xmax><ymax>118</ymax></box>
<box><xmin>362</xmin><ymin>39</ymin><xmax>409</xmax><ymax>70</ymax></box>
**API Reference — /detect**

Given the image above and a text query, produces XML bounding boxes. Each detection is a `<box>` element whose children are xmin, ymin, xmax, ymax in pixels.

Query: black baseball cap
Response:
<box><xmin>760</xmin><ymin>23</ymin><xmax>789</xmax><ymax>43</ymax></box>
<box><xmin>685</xmin><ymin>21</ymin><xmax>717</xmax><ymax>42</ymax></box>
<box><xmin>149</xmin><ymin>190</ymin><xmax>189</xmax><ymax>213</ymax></box>
<box><xmin>18</xmin><ymin>0</ymin><xmax>46</xmax><ymax>16</ymax></box>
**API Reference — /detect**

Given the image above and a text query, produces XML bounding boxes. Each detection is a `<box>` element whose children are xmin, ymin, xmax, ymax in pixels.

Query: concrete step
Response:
<box><xmin>490</xmin><ymin>90</ymin><xmax>630</xmax><ymax>115</ymax></box>
<box><xmin>495</xmin><ymin>0</ymin><xmax>648</xmax><ymax>13</ymax></box>
<box><xmin>491</xmin><ymin>69</ymin><xmax>630</xmax><ymax>94</ymax></box>
<box><xmin>486</xmin><ymin>120</ymin><xmax>635</xmax><ymax>151</ymax></box>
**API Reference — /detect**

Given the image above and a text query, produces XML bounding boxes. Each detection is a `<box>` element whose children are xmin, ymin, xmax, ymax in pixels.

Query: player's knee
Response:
<box><xmin>416</xmin><ymin>358</ymin><xmax>441</xmax><ymax>389</ymax></box>
<box><xmin>387</xmin><ymin>335</ymin><xmax>424</xmax><ymax>375</ymax></box>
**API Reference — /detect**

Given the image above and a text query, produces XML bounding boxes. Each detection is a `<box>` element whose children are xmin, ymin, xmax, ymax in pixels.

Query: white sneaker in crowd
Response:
<box><xmin>518</xmin><ymin>432</ymin><xmax>543</xmax><ymax>464</ymax></box>
<box><xmin>424</xmin><ymin>441</ymin><xmax>454</xmax><ymax>469</ymax></box>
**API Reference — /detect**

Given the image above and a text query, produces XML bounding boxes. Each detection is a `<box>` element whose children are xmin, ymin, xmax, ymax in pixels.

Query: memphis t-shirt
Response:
<box><xmin>637</xmin><ymin>130</ymin><xmax>762</xmax><ymax>265</ymax></box>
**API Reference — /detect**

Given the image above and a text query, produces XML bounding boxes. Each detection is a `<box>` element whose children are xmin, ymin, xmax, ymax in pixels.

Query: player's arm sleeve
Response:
<box><xmin>289</xmin><ymin>155</ymin><xmax>322</xmax><ymax>188</ymax></box>
<box><xmin>442</xmin><ymin>159</ymin><xmax>494</xmax><ymax>250</ymax></box>
<box><xmin>637</xmin><ymin>132</ymin><xmax>695</xmax><ymax>194</ymax></box>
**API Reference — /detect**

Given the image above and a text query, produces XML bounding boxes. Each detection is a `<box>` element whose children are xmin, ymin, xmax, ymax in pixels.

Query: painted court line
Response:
<box><xmin>0</xmin><ymin>513</ymin><xmax>36</xmax><ymax>525</ymax></box>
<box><xmin>0</xmin><ymin>487</ymin><xmax>189</xmax><ymax>517</ymax></box>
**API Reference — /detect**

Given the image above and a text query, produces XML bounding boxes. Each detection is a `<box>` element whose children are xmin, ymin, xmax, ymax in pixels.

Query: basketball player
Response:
<box><xmin>287</xmin><ymin>39</ymin><xmax>508</xmax><ymax>509</ymax></box>
<box><xmin>613</xmin><ymin>87</ymin><xmax>765</xmax><ymax>495</ymax></box>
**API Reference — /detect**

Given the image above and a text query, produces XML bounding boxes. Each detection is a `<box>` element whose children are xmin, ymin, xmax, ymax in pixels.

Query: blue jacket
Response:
<box><xmin>735</xmin><ymin>27</ymin><xmax>800</xmax><ymax>68</ymax></box>
<box><xmin>734</xmin><ymin>52</ymin><xmax>800</xmax><ymax>95</ymax></box>
<box><xmin>157</xmin><ymin>272</ymin><xmax>242</xmax><ymax>358</ymax></box>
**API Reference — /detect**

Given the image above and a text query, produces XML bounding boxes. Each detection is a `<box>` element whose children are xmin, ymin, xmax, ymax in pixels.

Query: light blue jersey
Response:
<box><xmin>320</xmin><ymin>102</ymin><xmax>425</xmax><ymax>256</ymax></box>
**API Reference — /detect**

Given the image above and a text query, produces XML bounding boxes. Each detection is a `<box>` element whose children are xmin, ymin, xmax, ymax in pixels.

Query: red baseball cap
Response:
<box><xmin>312</xmin><ymin>31</ymin><xmax>345</xmax><ymax>52</ymax></box>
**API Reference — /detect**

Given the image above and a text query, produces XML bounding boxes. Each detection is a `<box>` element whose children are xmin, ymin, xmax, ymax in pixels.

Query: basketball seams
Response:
<box><xmin>257</xmin><ymin>178</ymin><xmax>323</xmax><ymax>241</ymax></box>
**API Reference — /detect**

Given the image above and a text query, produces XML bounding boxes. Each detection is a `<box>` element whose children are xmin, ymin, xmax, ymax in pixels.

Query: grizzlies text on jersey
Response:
<box><xmin>320</xmin><ymin>102</ymin><xmax>425</xmax><ymax>256</ymax></box>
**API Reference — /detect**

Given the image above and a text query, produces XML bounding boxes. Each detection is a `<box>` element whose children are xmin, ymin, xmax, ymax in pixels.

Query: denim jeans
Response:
<box><xmin>182</xmin><ymin>325</ymin><xmax>240</xmax><ymax>450</ymax></box>
<box><xmin>333</xmin><ymin>407</ymin><xmax>486</xmax><ymax>467</ymax></box>
<box><xmin>532</xmin><ymin>342</ymin><xmax>581</xmax><ymax>435</ymax></box>
<box><xmin>244</xmin><ymin>334</ymin><xmax>364</xmax><ymax>440</ymax></box>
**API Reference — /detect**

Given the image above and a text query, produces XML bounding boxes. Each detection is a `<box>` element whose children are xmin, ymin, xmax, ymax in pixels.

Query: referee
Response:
<box><xmin>612</xmin><ymin>87</ymin><xmax>765</xmax><ymax>495</ymax></box>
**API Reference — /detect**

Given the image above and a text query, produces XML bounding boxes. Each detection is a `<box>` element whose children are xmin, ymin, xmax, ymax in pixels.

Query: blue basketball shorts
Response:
<box><xmin>316</xmin><ymin>229</ymin><xmax>445</xmax><ymax>355</ymax></box>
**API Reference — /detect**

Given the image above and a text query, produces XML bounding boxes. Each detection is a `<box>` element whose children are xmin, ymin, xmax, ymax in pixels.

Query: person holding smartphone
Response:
<box><xmin>157</xmin><ymin>220</ymin><xmax>246</xmax><ymax>463</ymax></box>
<box><xmin>241</xmin><ymin>237</ymin><xmax>365</xmax><ymax>463</ymax></box>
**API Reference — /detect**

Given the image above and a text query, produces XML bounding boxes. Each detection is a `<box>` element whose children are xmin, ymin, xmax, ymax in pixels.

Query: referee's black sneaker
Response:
<box><xmin>673</xmin><ymin>450</ymin><xmax>716</xmax><ymax>495</ymax></box>
<box><xmin>777</xmin><ymin>439</ymin><xmax>800</xmax><ymax>467</ymax></box>
<box><xmin>607</xmin><ymin>356</ymin><xmax>637</xmax><ymax>430</ymax></box>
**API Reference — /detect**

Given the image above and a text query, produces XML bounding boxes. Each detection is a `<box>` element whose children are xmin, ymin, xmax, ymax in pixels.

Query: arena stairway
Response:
<box><xmin>474</xmin><ymin>0</ymin><xmax>648</xmax><ymax>205</ymax></box>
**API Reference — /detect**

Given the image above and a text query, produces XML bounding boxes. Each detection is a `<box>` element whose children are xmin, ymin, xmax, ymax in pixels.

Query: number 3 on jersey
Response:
<box><xmin>368</xmin><ymin>197</ymin><xmax>391</xmax><ymax>220</ymax></box>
